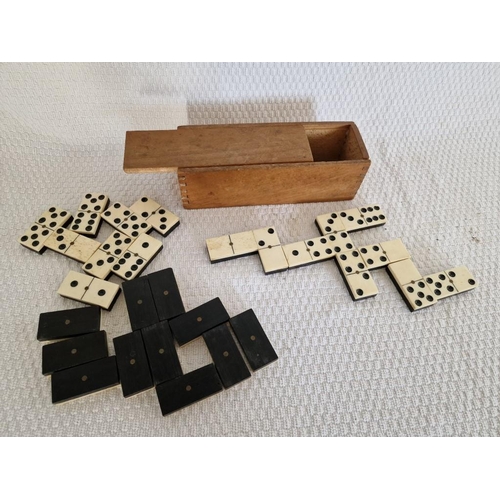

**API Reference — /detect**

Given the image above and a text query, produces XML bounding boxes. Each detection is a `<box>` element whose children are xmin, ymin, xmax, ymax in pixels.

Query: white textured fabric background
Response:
<box><xmin>0</xmin><ymin>63</ymin><xmax>498</xmax><ymax>436</ymax></box>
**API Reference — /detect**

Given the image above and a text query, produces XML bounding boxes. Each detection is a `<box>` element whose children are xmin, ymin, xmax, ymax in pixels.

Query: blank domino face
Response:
<box><xmin>379</xmin><ymin>238</ymin><xmax>410</xmax><ymax>263</ymax></box>
<box><xmin>359</xmin><ymin>205</ymin><xmax>386</xmax><ymax>228</ymax></box>
<box><xmin>206</xmin><ymin>235</ymin><xmax>234</xmax><ymax>262</ymax></box>
<box><xmin>122</xmin><ymin>276</ymin><xmax>159</xmax><ymax>331</ymax></box>
<box><xmin>36</xmin><ymin>207</ymin><xmax>72</xmax><ymax>229</ymax></box>
<box><xmin>230</xmin><ymin>231</ymin><xmax>259</xmax><ymax>257</ymax></box>
<box><xmin>315</xmin><ymin>212</ymin><xmax>346</xmax><ymax>235</ymax></box>
<box><xmin>338</xmin><ymin>208</ymin><xmax>366</xmax><ymax>232</ymax></box>
<box><xmin>102</xmin><ymin>202</ymin><xmax>132</xmax><ymax>228</ymax></box>
<box><xmin>127</xmin><ymin>233</ymin><xmax>163</xmax><ymax>261</ymax></box>
<box><xmin>44</xmin><ymin>228</ymin><xmax>78</xmax><ymax>255</ymax></box>
<box><xmin>282</xmin><ymin>241</ymin><xmax>313</xmax><ymax>268</ymax></box>
<box><xmin>304</xmin><ymin>236</ymin><xmax>336</xmax><ymax>262</ymax></box>
<box><xmin>78</xmin><ymin>193</ymin><xmax>109</xmax><ymax>213</ymax></box>
<box><xmin>129</xmin><ymin>196</ymin><xmax>161</xmax><ymax>220</ymax></box>
<box><xmin>252</xmin><ymin>227</ymin><xmax>281</xmax><ymax>249</ymax></box>
<box><xmin>147</xmin><ymin>268</ymin><xmax>186</xmax><ymax>321</ymax></box>
<box><xmin>18</xmin><ymin>224</ymin><xmax>53</xmax><ymax>253</ymax></box>
<box><xmin>359</xmin><ymin>243</ymin><xmax>389</xmax><ymax>269</ymax></box>
<box><xmin>118</xmin><ymin>213</ymin><xmax>151</xmax><ymax>239</ymax></box>
<box><xmin>387</xmin><ymin>259</ymin><xmax>423</xmax><ymax>287</ymax></box>
<box><xmin>82</xmin><ymin>249</ymin><xmax>116</xmax><ymax>280</ymax></box>
<box><xmin>423</xmin><ymin>272</ymin><xmax>458</xmax><ymax>299</ymax></box>
<box><xmin>336</xmin><ymin>250</ymin><xmax>367</xmax><ymax>275</ymax></box>
<box><xmin>258</xmin><ymin>246</ymin><xmax>289</xmax><ymax>274</ymax></box>
<box><xmin>400</xmin><ymin>280</ymin><xmax>438</xmax><ymax>311</ymax></box>
<box><xmin>446</xmin><ymin>266</ymin><xmax>477</xmax><ymax>293</ymax></box>
<box><xmin>65</xmin><ymin>235</ymin><xmax>101</xmax><ymax>263</ymax></box>
<box><xmin>345</xmin><ymin>271</ymin><xmax>379</xmax><ymax>300</ymax></box>
<box><xmin>147</xmin><ymin>208</ymin><xmax>180</xmax><ymax>237</ymax></box>
<box><xmin>100</xmin><ymin>231</ymin><xmax>134</xmax><ymax>258</ymax></box>
<box><xmin>70</xmin><ymin>211</ymin><xmax>102</xmax><ymax>237</ymax></box>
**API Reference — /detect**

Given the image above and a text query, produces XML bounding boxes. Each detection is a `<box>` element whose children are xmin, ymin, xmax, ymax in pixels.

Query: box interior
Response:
<box><xmin>304</xmin><ymin>124</ymin><xmax>365</xmax><ymax>162</ymax></box>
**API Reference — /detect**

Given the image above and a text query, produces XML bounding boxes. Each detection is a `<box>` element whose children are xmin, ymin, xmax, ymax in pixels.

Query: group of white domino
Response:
<box><xmin>18</xmin><ymin>194</ymin><xmax>180</xmax><ymax>310</ymax></box>
<box><xmin>206</xmin><ymin>204</ymin><xmax>477</xmax><ymax>311</ymax></box>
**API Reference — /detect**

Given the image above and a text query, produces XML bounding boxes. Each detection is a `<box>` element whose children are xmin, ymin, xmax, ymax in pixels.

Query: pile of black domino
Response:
<box><xmin>38</xmin><ymin>268</ymin><xmax>278</xmax><ymax>415</ymax></box>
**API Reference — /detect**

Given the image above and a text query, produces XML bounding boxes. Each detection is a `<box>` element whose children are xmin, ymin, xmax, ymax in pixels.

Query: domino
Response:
<box><xmin>358</xmin><ymin>243</ymin><xmax>390</xmax><ymax>270</ymax></box>
<box><xmin>64</xmin><ymin>234</ymin><xmax>101</xmax><ymax>263</ymax></box>
<box><xmin>398</xmin><ymin>280</ymin><xmax>438</xmax><ymax>311</ymax></box>
<box><xmin>77</xmin><ymin>193</ymin><xmax>109</xmax><ymax>214</ymax></box>
<box><xmin>229</xmin><ymin>309</ymin><xmax>278</xmax><ymax>371</ymax></box>
<box><xmin>82</xmin><ymin>249</ymin><xmax>116</xmax><ymax>280</ymax></box>
<box><xmin>155</xmin><ymin>364</ymin><xmax>223</xmax><ymax>416</ymax></box>
<box><xmin>387</xmin><ymin>259</ymin><xmax>423</xmax><ymax>287</ymax></box>
<box><xmin>203</xmin><ymin>323</ymin><xmax>251</xmax><ymax>388</ymax></box>
<box><xmin>206</xmin><ymin>235</ymin><xmax>234</xmax><ymax>262</ymax></box>
<box><xmin>37</xmin><ymin>305</ymin><xmax>101</xmax><ymax>341</ymax></box>
<box><xmin>44</xmin><ymin>227</ymin><xmax>78</xmax><ymax>255</ymax></box>
<box><xmin>36</xmin><ymin>207</ymin><xmax>72</xmax><ymax>230</ymax></box>
<box><xmin>142</xmin><ymin>321</ymin><xmax>183</xmax><ymax>386</ymax></box>
<box><xmin>70</xmin><ymin>211</ymin><xmax>103</xmax><ymax>237</ymax></box>
<box><xmin>304</xmin><ymin>236</ymin><xmax>336</xmax><ymax>262</ymax></box>
<box><xmin>252</xmin><ymin>226</ymin><xmax>281</xmax><ymax>249</ymax></box>
<box><xmin>127</xmin><ymin>233</ymin><xmax>163</xmax><ymax>261</ymax></box>
<box><xmin>129</xmin><ymin>196</ymin><xmax>161</xmax><ymax>220</ymax></box>
<box><xmin>315</xmin><ymin>212</ymin><xmax>347</xmax><ymax>235</ymax></box>
<box><xmin>147</xmin><ymin>268</ymin><xmax>186</xmax><ymax>321</ymax></box>
<box><xmin>230</xmin><ymin>230</ymin><xmax>259</xmax><ymax>257</ymax></box>
<box><xmin>258</xmin><ymin>246</ymin><xmax>289</xmax><ymax>274</ymax></box>
<box><xmin>379</xmin><ymin>238</ymin><xmax>410</xmax><ymax>264</ymax></box>
<box><xmin>57</xmin><ymin>271</ymin><xmax>121</xmax><ymax>310</ymax></box>
<box><xmin>102</xmin><ymin>202</ymin><xmax>132</xmax><ymax>229</ymax></box>
<box><xmin>445</xmin><ymin>266</ymin><xmax>477</xmax><ymax>293</ymax></box>
<box><xmin>18</xmin><ymin>224</ymin><xmax>53</xmax><ymax>253</ymax></box>
<box><xmin>344</xmin><ymin>271</ymin><xmax>379</xmax><ymax>301</ymax></box>
<box><xmin>122</xmin><ymin>276</ymin><xmax>159</xmax><ymax>331</ymax></box>
<box><xmin>423</xmin><ymin>272</ymin><xmax>458</xmax><ymax>299</ymax></box>
<box><xmin>336</xmin><ymin>250</ymin><xmax>368</xmax><ymax>275</ymax></box>
<box><xmin>42</xmin><ymin>330</ymin><xmax>108</xmax><ymax>375</ymax></box>
<box><xmin>147</xmin><ymin>207</ymin><xmax>180</xmax><ymax>237</ymax></box>
<box><xmin>117</xmin><ymin>213</ymin><xmax>152</xmax><ymax>239</ymax></box>
<box><xmin>337</xmin><ymin>208</ymin><xmax>367</xmax><ymax>232</ymax></box>
<box><xmin>51</xmin><ymin>356</ymin><xmax>119</xmax><ymax>404</ymax></box>
<box><xmin>111</xmin><ymin>251</ymin><xmax>149</xmax><ymax>280</ymax></box>
<box><xmin>113</xmin><ymin>330</ymin><xmax>153</xmax><ymax>398</ymax></box>
<box><xmin>328</xmin><ymin>232</ymin><xmax>355</xmax><ymax>254</ymax></box>
<box><xmin>169</xmin><ymin>297</ymin><xmax>230</xmax><ymax>346</ymax></box>
<box><xmin>100</xmin><ymin>231</ymin><xmax>134</xmax><ymax>258</ymax></box>
<box><xmin>282</xmin><ymin>241</ymin><xmax>313</xmax><ymax>269</ymax></box>
<box><xmin>359</xmin><ymin>205</ymin><xmax>386</xmax><ymax>228</ymax></box>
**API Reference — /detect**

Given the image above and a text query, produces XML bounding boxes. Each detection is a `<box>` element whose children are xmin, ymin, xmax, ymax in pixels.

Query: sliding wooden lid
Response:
<box><xmin>123</xmin><ymin>124</ymin><xmax>314</xmax><ymax>173</ymax></box>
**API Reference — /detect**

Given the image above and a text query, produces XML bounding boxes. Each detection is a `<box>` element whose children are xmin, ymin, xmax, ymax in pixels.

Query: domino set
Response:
<box><xmin>206</xmin><ymin>205</ymin><xmax>477</xmax><ymax>311</ymax></box>
<box><xmin>18</xmin><ymin>194</ymin><xmax>180</xmax><ymax>309</ymax></box>
<box><xmin>38</xmin><ymin>268</ymin><xmax>278</xmax><ymax>414</ymax></box>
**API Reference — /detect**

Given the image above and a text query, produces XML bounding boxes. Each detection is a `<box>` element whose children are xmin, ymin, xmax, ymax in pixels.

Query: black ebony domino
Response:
<box><xmin>122</xmin><ymin>277</ymin><xmax>159</xmax><ymax>331</ymax></box>
<box><xmin>155</xmin><ymin>364</ymin><xmax>223</xmax><ymax>416</ymax></box>
<box><xmin>203</xmin><ymin>323</ymin><xmax>251</xmax><ymax>388</ymax></box>
<box><xmin>147</xmin><ymin>268</ymin><xmax>185</xmax><ymax>320</ymax></box>
<box><xmin>37</xmin><ymin>305</ymin><xmax>100</xmax><ymax>341</ymax></box>
<box><xmin>142</xmin><ymin>321</ymin><xmax>183</xmax><ymax>385</ymax></box>
<box><xmin>113</xmin><ymin>330</ymin><xmax>153</xmax><ymax>397</ymax></box>
<box><xmin>42</xmin><ymin>330</ymin><xmax>108</xmax><ymax>375</ymax></box>
<box><xmin>51</xmin><ymin>356</ymin><xmax>119</xmax><ymax>404</ymax></box>
<box><xmin>169</xmin><ymin>297</ymin><xmax>229</xmax><ymax>346</ymax></box>
<box><xmin>229</xmin><ymin>309</ymin><xmax>278</xmax><ymax>371</ymax></box>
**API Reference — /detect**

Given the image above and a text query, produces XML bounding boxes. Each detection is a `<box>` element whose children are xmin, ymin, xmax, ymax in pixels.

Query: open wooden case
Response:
<box><xmin>123</xmin><ymin>122</ymin><xmax>370</xmax><ymax>209</ymax></box>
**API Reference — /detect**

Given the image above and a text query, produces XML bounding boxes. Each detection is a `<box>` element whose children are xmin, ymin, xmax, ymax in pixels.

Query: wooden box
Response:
<box><xmin>123</xmin><ymin>122</ymin><xmax>370</xmax><ymax>209</ymax></box>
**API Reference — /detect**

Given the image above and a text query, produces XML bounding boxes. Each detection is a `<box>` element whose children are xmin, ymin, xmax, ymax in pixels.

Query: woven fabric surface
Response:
<box><xmin>0</xmin><ymin>62</ymin><xmax>498</xmax><ymax>436</ymax></box>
